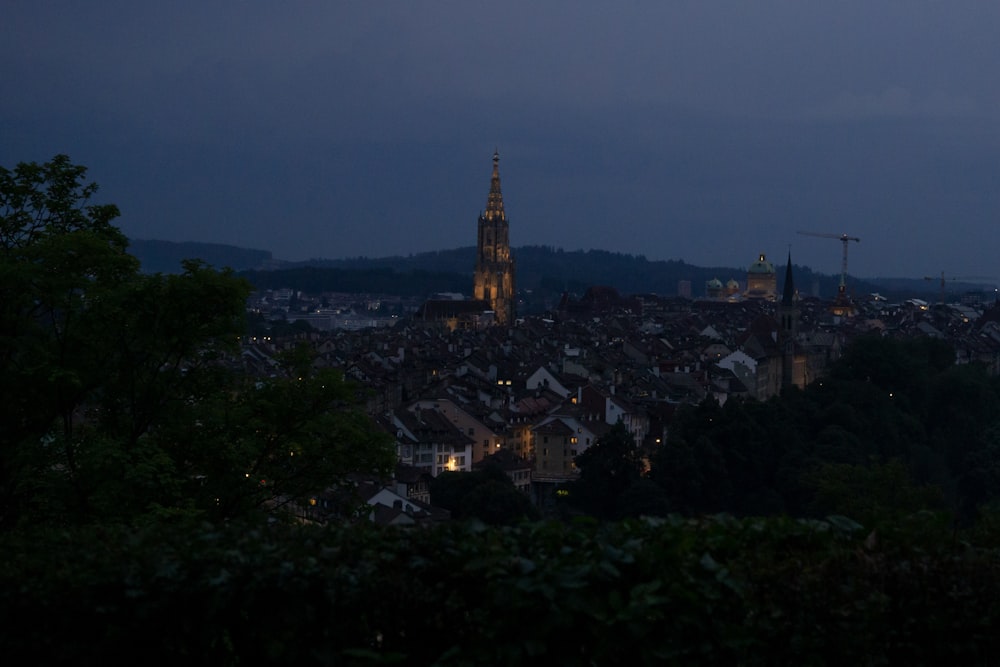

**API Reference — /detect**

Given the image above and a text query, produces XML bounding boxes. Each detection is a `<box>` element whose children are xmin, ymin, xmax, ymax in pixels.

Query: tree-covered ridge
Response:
<box><xmin>128</xmin><ymin>239</ymin><xmax>273</xmax><ymax>273</ymax></box>
<box><xmin>240</xmin><ymin>245</ymin><xmax>895</xmax><ymax>301</ymax></box>
<box><xmin>240</xmin><ymin>265</ymin><xmax>470</xmax><ymax>297</ymax></box>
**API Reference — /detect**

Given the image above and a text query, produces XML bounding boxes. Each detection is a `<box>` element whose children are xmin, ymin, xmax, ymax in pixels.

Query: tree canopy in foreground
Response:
<box><xmin>0</xmin><ymin>155</ymin><xmax>394</xmax><ymax>529</ymax></box>
<box><xmin>2</xmin><ymin>514</ymin><xmax>998</xmax><ymax>665</ymax></box>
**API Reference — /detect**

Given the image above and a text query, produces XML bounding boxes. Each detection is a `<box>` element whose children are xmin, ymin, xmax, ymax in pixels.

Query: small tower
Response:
<box><xmin>473</xmin><ymin>151</ymin><xmax>516</xmax><ymax>325</ymax></box>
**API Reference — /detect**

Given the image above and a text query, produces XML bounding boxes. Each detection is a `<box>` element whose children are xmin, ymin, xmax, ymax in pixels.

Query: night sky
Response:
<box><xmin>4</xmin><ymin>2</ymin><xmax>999</xmax><ymax>278</ymax></box>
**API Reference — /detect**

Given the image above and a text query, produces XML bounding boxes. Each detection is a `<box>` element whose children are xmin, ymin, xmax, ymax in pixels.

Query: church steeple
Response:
<box><xmin>782</xmin><ymin>250</ymin><xmax>796</xmax><ymax>305</ymax></box>
<box><xmin>780</xmin><ymin>250</ymin><xmax>799</xmax><ymax>390</ymax></box>
<box><xmin>473</xmin><ymin>150</ymin><xmax>516</xmax><ymax>326</ymax></box>
<box><xmin>482</xmin><ymin>150</ymin><xmax>506</xmax><ymax>223</ymax></box>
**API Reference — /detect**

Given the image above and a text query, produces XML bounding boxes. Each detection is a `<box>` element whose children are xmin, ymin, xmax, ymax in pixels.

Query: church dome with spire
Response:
<box><xmin>745</xmin><ymin>252</ymin><xmax>777</xmax><ymax>300</ymax></box>
<box><xmin>748</xmin><ymin>253</ymin><xmax>775</xmax><ymax>275</ymax></box>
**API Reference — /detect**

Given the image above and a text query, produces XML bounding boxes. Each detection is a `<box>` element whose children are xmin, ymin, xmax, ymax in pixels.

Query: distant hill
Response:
<box><xmin>131</xmin><ymin>239</ymin><xmax>958</xmax><ymax>303</ymax></box>
<box><xmin>296</xmin><ymin>246</ymin><xmax>900</xmax><ymax>297</ymax></box>
<box><xmin>127</xmin><ymin>239</ymin><xmax>274</xmax><ymax>273</ymax></box>
<box><xmin>245</xmin><ymin>245</ymin><xmax>908</xmax><ymax>302</ymax></box>
<box><xmin>239</xmin><ymin>266</ymin><xmax>470</xmax><ymax>298</ymax></box>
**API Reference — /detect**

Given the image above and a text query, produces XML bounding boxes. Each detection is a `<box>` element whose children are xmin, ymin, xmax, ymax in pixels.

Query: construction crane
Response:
<box><xmin>923</xmin><ymin>272</ymin><xmax>997</xmax><ymax>305</ymax></box>
<box><xmin>797</xmin><ymin>231</ymin><xmax>861</xmax><ymax>294</ymax></box>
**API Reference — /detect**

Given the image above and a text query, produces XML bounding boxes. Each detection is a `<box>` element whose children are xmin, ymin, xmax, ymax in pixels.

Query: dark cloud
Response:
<box><xmin>3</xmin><ymin>2</ymin><xmax>999</xmax><ymax>278</ymax></box>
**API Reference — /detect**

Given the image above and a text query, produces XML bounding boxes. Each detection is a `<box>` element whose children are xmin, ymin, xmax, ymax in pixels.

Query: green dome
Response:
<box><xmin>748</xmin><ymin>253</ymin><xmax>775</xmax><ymax>274</ymax></box>
<box><xmin>706</xmin><ymin>278</ymin><xmax>723</xmax><ymax>288</ymax></box>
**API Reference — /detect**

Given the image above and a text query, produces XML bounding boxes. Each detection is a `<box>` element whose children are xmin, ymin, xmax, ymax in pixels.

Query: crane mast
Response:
<box><xmin>797</xmin><ymin>231</ymin><xmax>861</xmax><ymax>294</ymax></box>
<box><xmin>923</xmin><ymin>272</ymin><xmax>998</xmax><ymax>305</ymax></box>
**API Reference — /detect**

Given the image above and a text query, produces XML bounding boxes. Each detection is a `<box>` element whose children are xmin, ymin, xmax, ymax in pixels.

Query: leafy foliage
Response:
<box><xmin>3</xmin><ymin>515</ymin><xmax>1000</xmax><ymax>665</ymax></box>
<box><xmin>430</xmin><ymin>466</ymin><xmax>538</xmax><ymax>525</ymax></box>
<box><xmin>650</xmin><ymin>335</ymin><xmax>1000</xmax><ymax>524</ymax></box>
<box><xmin>805</xmin><ymin>459</ymin><xmax>946</xmax><ymax>527</ymax></box>
<box><xmin>568</xmin><ymin>421</ymin><xmax>646</xmax><ymax>519</ymax></box>
<box><xmin>0</xmin><ymin>156</ymin><xmax>394</xmax><ymax>529</ymax></box>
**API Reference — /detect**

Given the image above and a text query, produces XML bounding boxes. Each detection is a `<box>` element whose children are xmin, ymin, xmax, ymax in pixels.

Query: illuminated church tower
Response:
<box><xmin>473</xmin><ymin>151</ymin><xmax>516</xmax><ymax>325</ymax></box>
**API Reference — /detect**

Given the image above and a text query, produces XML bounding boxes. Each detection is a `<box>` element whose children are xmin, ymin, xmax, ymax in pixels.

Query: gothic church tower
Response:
<box><xmin>473</xmin><ymin>151</ymin><xmax>516</xmax><ymax>325</ymax></box>
<box><xmin>780</xmin><ymin>251</ymin><xmax>799</xmax><ymax>390</ymax></box>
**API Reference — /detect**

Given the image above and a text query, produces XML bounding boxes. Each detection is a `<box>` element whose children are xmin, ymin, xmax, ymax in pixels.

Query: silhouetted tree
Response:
<box><xmin>462</xmin><ymin>480</ymin><xmax>539</xmax><ymax>526</ymax></box>
<box><xmin>616</xmin><ymin>478</ymin><xmax>671</xmax><ymax>518</ymax></box>
<box><xmin>568</xmin><ymin>421</ymin><xmax>645</xmax><ymax>519</ymax></box>
<box><xmin>430</xmin><ymin>466</ymin><xmax>537</xmax><ymax>525</ymax></box>
<box><xmin>0</xmin><ymin>155</ymin><xmax>395</xmax><ymax>529</ymax></box>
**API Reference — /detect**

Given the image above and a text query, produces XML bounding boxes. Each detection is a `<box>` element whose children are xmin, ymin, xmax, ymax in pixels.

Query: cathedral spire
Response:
<box><xmin>483</xmin><ymin>149</ymin><xmax>506</xmax><ymax>223</ymax></box>
<box><xmin>780</xmin><ymin>250</ymin><xmax>799</xmax><ymax>391</ymax></box>
<box><xmin>473</xmin><ymin>150</ymin><xmax>515</xmax><ymax>325</ymax></box>
<box><xmin>782</xmin><ymin>250</ymin><xmax>796</xmax><ymax>305</ymax></box>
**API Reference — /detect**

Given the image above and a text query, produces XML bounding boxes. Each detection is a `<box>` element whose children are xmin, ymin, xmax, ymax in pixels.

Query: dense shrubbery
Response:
<box><xmin>3</xmin><ymin>514</ymin><xmax>999</xmax><ymax>665</ymax></box>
